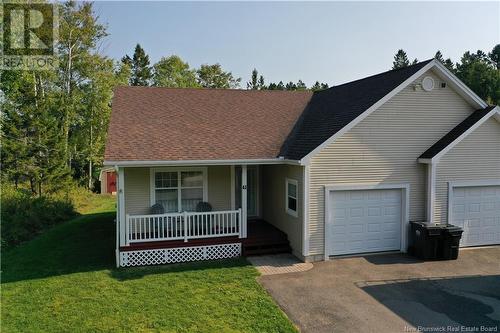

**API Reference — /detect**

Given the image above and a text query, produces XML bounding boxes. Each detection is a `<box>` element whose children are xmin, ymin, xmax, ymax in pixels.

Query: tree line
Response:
<box><xmin>120</xmin><ymin>43</ymin><xmax>330</xmax><ymax>91</ymax></box>
<box><xmin>1</xmin><ymin>1</ymin><xmax>498</xmax><ymax>197</ymax></box>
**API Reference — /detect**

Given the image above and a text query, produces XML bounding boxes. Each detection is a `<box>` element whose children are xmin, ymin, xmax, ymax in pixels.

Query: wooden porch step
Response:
<box><xmin>242</xmin><ymin>220</ymin><xmax>291</xmax><ymax>256</ymax></box>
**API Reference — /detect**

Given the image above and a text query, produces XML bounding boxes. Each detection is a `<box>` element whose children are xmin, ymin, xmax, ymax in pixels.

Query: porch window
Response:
<box><xmin>286</xmin><ymin>178</ymin><xmax>298</xmax><ymax>217</ymax></box>
<box><xmin>153</xmin><ymin>168</ymin><xmax>206</xmax><ymax>212</ymax></box>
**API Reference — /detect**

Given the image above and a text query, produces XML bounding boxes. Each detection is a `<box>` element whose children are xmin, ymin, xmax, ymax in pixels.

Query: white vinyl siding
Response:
<box><xmin>261</xmin><ymin>164</ymin><xmax>304</xmax><ymax>257</ymax></box>
<box><xmin>307</xmin><ymin>70</ymin><xmax>476</xmax><ymax>256</ymax></box>
<box><xmin>208</xmin><ymin>166</ymin><xmax>232</xmax><ymax>211</ymax></box>
<box><xmin>435</xmin><ymin>117</ymin><xmax>500</xmax><ymax>224</ymax></box>
<box><xmin>124</xmin><ymin>166</ymin><xmax>232</xmax><ymax>215</ymax></box>
<box><xmin>124</xmin><ymin>168</ymin><xmax>151</xmax><ymax>215</ymax></box>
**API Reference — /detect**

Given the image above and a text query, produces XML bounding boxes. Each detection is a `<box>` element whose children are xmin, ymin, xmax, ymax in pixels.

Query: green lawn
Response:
<box><xmin>2</xmin><ymin>195</ymin><xmax>297</xmax><ymax>333</ymax></box>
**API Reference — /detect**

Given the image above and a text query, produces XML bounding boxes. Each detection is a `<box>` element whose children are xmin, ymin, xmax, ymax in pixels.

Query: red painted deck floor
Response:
<box><xmin>120</xmin><ymin>219</ymin><xmax>291</xmax><ymax>256</ymax></box>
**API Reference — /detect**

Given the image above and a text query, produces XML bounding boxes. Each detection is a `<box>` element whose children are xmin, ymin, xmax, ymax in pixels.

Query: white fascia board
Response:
<box><xmin>299</xmin><ymin>60</ymin><xmax>489</xmax><ymax>166</ymax></box>
<box><xmin>103</xmin><ymin>158</ymin><xmax>301</xmax><ymax>167</ymax></box>
<box><xmin>299</xmin><ymin>60</ymin><xmax>437</xmax><ymax>165</ymax></box>
<box><xmin>429</xmin><ymin>107</ymin><xmax>500</xmax><ymax>163</ymax></box>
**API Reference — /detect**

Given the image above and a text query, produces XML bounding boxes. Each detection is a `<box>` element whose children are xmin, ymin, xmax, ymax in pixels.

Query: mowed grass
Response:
<box><xmin>2</xmin><ymin>195</ymin><xmax>297</xmax><ymax>333</ymax></box>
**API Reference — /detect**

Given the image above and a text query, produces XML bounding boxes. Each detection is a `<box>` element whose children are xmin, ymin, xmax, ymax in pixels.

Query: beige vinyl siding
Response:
<box><xmin>434</xmin><ymin>117</ymin><xmax>500</xmax><ymax>224</ymax></box>
<box><xmin>124</xmin><ymin>168</ymin><xmax>151</xmax><ymax>215</ymax></box>
<box><xmin>124</xmin><ymin>166</ymin><xmax>232</xmax><ymax>215</ymax></box>
<box><xmin>261</xmin><ymin>164</ymin><xmax>304</xmax><ymax>257</ymax></box>
<box><xmin>307</xmin><ymin>70</ymin><xmax>476</xmax><ymax>255</ymax></box>
<box><xmin>207</xmin><ymin>166</ymin><xmax>232</xmax><ymax>211</ymax></box>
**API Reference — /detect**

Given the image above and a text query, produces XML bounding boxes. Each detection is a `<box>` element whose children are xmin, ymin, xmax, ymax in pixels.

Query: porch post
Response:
<box><xmin>241</xmin><ymin>165</ymin><xmax>248</xmax><ymax>238</ymax></box>
<box><xmin>118</xmin><ymin>167</ymin><xmax>127</xmax><ymax>247</ymax></box>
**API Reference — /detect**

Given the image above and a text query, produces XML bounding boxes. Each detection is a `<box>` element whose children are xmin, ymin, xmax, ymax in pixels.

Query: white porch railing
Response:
<box><xmin>125</xmin><ymin>209</ymin><xmax>242</xmax><ymax>244</ymax></box>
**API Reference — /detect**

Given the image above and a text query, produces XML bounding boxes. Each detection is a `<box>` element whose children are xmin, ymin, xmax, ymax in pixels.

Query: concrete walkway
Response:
<box><xmin>259</xmin><ymin>247</ymin><xmax>500</xmax><ymax>333</ymax></box>
<box><xmin>247</xmin><ymin>253</ymin><xmax>313</xmax><ymax>275</ymax></box>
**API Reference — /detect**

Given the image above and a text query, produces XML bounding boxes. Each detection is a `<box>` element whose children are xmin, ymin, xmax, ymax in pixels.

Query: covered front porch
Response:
<box><xmin>115</xmin><ymin>163</ymin><xmax>302</xmax><ymax>267</ymax></box>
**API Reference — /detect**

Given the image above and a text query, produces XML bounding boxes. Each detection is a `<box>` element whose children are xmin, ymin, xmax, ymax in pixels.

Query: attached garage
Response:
<box><xmin>324</xmin><ymin>185</ymin><xmax>409</xmax><ymax>257</ymax></box>
<box><xmin>449</xmin><ymin>183</ymin><xmax>500</xmax><ymax>247</ymax></box>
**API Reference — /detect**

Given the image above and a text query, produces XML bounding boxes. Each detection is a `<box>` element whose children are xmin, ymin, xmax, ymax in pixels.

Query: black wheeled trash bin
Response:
<box><xmin>440</xmin><ymin>225</ymin><xmax>463</xmax><ymax>260</ymax></box>
<box><xmin>410</xmin><ymin>221</ymin><xmax>443</xmax><ymax>260</ymax></box>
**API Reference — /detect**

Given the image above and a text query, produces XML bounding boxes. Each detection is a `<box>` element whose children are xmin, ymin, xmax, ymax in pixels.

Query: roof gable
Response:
<box><xmin>279</xmin><ymin>60</ymin><xmax>435</xmax><ymax>161</ymax></box>
<box><xmin>419</xmin><ymin>106</ymin><xmax>500</xmax><ymax>162</ymax></box>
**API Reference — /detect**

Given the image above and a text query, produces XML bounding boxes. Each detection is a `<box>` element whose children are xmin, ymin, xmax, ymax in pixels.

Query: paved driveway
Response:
<box><xmin>259</xmin><ymin>247</ymin><xmax>500</xmax><ymax>333</ymax></box>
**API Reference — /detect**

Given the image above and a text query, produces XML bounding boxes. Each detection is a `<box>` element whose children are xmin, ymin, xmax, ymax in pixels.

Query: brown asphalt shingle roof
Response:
<box><xmin>104</xmin><ymin>87</ymin><xmax>313</xmax><ymax>161</ymax></box>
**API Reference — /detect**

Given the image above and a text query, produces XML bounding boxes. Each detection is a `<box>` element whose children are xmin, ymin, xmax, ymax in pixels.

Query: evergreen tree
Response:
<box><xmin>247</xmin><ymin>68</ymin><xmax>259</xmax><ymax>89</ymax></box>
<box><xmin>312</xmin><ymin>81</ymin><xmax>329</xmax><ymax>91</ymax></box>
<box><xmin>435</xmin><ymin>51</ymin><xmax>444</xmax><ymax>63</ymax></box>
<box><xmin>285</xmin><ymin>81</ymin><xmax>297</xmax><ymax>90</ymax></box>
<box><xmin>123</xmin><ymin>44</ymin><xmax>152</xmax><ymax>86</ymax></box>
<box><xmin>392</xmin><ymin>49</ymin><xmax>410</xmax><ymax>69</ymax></box>
<box><xmin>276</xmin><ymin>81</ymin><xmax>285</xmax><ymax>90</ymax></box>
<box><xmin>258</xmin><ymin>75</ymin><xmax>265</xmax><ymax>90</ymax></box>
<box><xmin>434</xmin><ymin>50</ymin><xmax>455</xmax><ymax>71</ymax></box>
<box><xmin>489</xmin><ymin>44</ymin><xmax>500</xmax><ymax>70</ymax></box>
<box><xmin>296</xmin><ymin>80</ymin><xmax>307</xmax><ymax>91</ymax></box>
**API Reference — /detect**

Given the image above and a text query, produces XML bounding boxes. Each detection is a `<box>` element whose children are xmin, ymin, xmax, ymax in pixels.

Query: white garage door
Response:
<box><xmin>328</xmin><ymin>189</ymin><xmax>402</xmax><ymax>255</ymax></box>
<box><xmin>451</xmin><ymin>185</ymin><xmax>500</xmax><ymax>247</ymax></box>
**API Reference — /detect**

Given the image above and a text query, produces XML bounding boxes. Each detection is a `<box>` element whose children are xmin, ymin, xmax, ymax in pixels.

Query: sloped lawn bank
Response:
<box><xmin>1</xmin><ymin>195</ymin><xmax>297</xmax><ymax>333</ymax></box>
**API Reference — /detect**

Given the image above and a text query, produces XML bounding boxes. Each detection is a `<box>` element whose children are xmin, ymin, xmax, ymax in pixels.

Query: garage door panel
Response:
<box><xmin>328</xmin><ymin>188</ymin><xmax>403</xmax><ymax>256</ymax></box>
<box><xmin>367</xmin><ymin>223</ymin><xmax>381</xmax><ymax>232</ymax></box>
<box><xmin>451</xmin><ymin>185</ymin><xmax>500</xmax><ymax>247</ymax></box>
<box><xmin>368</xmin><ymin>207</ymin><xmax>382</xmax><ymax>217</ymax></box>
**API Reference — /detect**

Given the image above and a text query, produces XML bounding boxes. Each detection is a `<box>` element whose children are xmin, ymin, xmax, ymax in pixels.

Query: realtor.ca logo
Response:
<box><xmin>1</xmin><ymin>1</ymin><xmax>58</xmax><ymax>70</ymax></box>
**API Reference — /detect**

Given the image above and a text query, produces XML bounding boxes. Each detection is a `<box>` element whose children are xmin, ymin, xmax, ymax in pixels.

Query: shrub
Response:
<box><xmin>1</xmin><ymin>186</ymin><xmax>77</xmax><ymax>250</ymax></box>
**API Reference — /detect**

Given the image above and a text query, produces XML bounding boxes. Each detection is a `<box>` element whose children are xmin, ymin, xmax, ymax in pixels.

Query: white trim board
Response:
<box><xmin>419</xmin><ymin>107</ymin><xmax>500</xmax><ymax>164</ymax></box>
<box><xmin>323</xmin><ymin>183</ymin><xmax>411</xmax><ymax>260</ymax></box>
<box><xmin>302</xmin><ymin>165</ymin><xmax>310</xmax><ymax>257</ymax></box>
<box><xmin>300</xmin><ymin>60</ymin><xmax>488</xmax><ymax>165</ymax></box>
<box><xmin>426</xmin><ymin>163</ymin><xmax>437</xmax><ymax>224</ymax></box>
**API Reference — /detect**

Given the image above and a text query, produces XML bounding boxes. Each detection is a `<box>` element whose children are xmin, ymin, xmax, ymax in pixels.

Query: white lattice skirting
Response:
<box><xmin>119</xmin><ymin>243</ymin><xmax>242</xmax><ymax>267</ymax></box>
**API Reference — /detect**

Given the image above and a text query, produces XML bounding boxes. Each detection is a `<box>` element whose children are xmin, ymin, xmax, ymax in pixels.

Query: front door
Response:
<box><xmin>235</xmin><ymin>166</ymin><xmax>259</xmax><ymax>217</ymax></box>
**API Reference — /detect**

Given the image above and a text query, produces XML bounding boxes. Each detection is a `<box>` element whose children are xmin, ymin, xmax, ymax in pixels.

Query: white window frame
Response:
<box><xmin>286</xmin><ymin>178</ymin><xmax>299</xmax><ymax>217</ymax></box>
<box><xmin>150</xmin><ymin>167</ymin><xmax>208</xmax><ymax>212</ymax></box>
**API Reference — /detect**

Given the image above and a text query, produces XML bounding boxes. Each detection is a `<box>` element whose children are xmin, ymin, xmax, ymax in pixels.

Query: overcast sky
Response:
<box><xmin>94</xmin><ymin>1</ymin><xmax>500</xmax><ymax>87</ymax></box>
